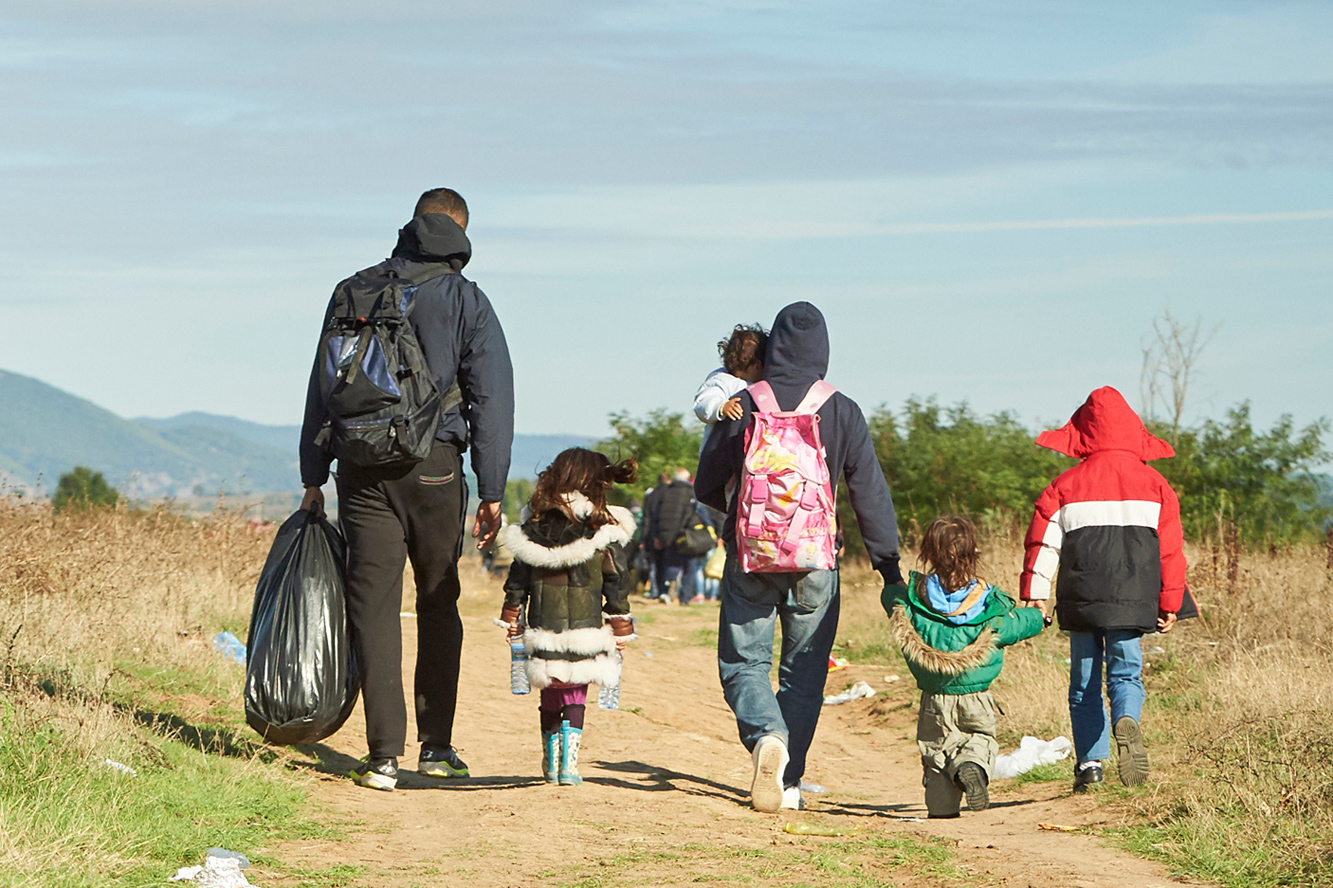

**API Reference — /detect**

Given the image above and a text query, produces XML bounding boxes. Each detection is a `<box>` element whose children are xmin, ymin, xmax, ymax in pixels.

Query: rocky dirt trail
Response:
<box><xmin>266</xmin><ymin>565</ymin><xmax>1204</xmax><ymax>888</ymax></box>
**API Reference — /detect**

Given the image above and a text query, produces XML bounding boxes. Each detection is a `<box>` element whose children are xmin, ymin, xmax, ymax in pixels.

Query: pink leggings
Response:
<box><xmin>539</xmin><ymin>683</ymin><xmax>588</xmax><ymax>731</ymax></box>
<box><xmin>540</xmin><ymin>684</ymin><xmax>588</xmax><ymax>710</ymax></box>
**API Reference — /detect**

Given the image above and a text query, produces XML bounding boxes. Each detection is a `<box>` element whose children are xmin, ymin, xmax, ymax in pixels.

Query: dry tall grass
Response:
<box><xmin>0</xmin><ymin>499</ymin><xmax>277</xmax><ymax>879</ymax></box>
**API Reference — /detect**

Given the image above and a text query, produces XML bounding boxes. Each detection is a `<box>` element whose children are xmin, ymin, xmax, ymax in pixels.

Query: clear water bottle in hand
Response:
<box><xmin>597</xmin><ymin>651</ymin><xmax>623</xmax><ymax>710</ymax></box>
<box><xmin>509</xmin><ymin>638</ymin><xmax>530</xmax><ymax>695</ymax></box>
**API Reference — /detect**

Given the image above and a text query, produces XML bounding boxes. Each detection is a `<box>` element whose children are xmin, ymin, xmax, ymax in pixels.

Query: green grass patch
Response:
<box><xmin>1010</xmin><ymin>758</ymin><xmax>1073</xmax><ymax>786</ymax></box>
<box><xmin>1114</xmin><ymin>817</ymin><xmax>1333</xmax><ymax>888</ymax></box>
<box><xmin>0</xmin><ymin>671</ymin><xmax>343</xmax><ymax>887</ymax></box>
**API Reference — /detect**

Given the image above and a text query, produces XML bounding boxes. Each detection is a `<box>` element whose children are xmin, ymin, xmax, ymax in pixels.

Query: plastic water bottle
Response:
<box><xmin>213</xmin><ymin>631</ymin><xmax>246</xmax><ymax>666</ymax></box>
<box><xmin>509</xmin><ymin>639</ymin><xmax>530</xmax><ymax>695</ymax></box>
<box><xmin>597</xmin><ymin>651</ymin><xmax>623</xmax><ymax>710</ymax></box>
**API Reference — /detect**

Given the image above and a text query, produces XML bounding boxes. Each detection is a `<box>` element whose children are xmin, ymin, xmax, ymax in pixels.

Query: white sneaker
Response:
<box><xmin>780</xmin><ymin>785</ymin><xmax>804</xmax><ymax>810</ymax></box>
<box><xmin>750</xmin><ymin>735</ymin><xmax>789</xmax><ymax>813</ymax></box>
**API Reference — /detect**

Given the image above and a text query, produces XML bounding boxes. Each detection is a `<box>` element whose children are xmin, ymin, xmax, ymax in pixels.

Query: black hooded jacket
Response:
<box><xmin>695</xmin><ymin>302</ymin><xmax>902</xmax><ymax>583</ymax></box>
<box><xmin>299</xmin><ymin>214</ymin><xmax>515</xmax><ymax>500</ymax></box>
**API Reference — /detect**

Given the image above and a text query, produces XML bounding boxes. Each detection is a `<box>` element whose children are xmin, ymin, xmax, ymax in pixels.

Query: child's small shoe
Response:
<box><xmin>541</xmin><ymin>729</ymin><xmax>560</xmax><ymax>785</ymax></box>
<box><xmin>1114</xmin><ymin>716</ymin><xmax>1150</xmax><ymax>786</ymax></box>
<box><xmin>927</xmin><ymin>811</ymin><xmax>960</xmax><ymax>819</ymax></box>
<box><xmin>1073</xmin><ymin>761</ymin><xmax>1104</xmax><ymax>793</ymax></box>
<box><xmin>954</xmin><ymin>762</ymin><xmax>989</xmax><ymax>811</ymax></box>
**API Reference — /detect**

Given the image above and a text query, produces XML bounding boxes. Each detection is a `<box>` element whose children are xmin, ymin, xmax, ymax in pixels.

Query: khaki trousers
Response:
<box><xmin>917</xmin><ymin>690</ymin><xmax>999</xmax><ymax>816</ymax></box>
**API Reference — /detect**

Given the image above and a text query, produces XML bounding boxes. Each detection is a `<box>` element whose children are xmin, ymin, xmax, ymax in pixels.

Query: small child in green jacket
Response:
<box><xmin>881</xmin><ymin>516</ymin><xmax>1044</xmax><ymax>818</ymax></box>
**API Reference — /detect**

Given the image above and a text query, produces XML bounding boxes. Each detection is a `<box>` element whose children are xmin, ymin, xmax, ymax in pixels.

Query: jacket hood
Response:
<box><xmin>905</xmin><ymin>571</ymin><xmax>1012</xmax><ymax>627</ymax></box>
<box><xmin>391</xmin><ymin>213</ymin><xmax>472</xmax><ymax>269</ymax></box>
<box><xmin>1036</xmin><ymin>386</ymin><xmax>1175</xmax><ymax>461</ymax></box>
<box><xmin>764</xmin><ymin>301</ymin><xmax>829</xmax><ymax>409</ymax></box>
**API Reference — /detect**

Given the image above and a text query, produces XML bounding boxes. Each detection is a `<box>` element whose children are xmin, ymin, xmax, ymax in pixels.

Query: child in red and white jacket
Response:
<box><xmin>1019</xmin><ymin>386</ymin><xmax>1185</xmax><ymax>793</ymax></box>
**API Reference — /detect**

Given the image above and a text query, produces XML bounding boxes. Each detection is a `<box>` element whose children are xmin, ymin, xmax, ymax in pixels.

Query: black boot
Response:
<box><xmin>1073</xmin><ymin>762</ymin><xmax>1104</xmax><ymax>793</ymax></box>
<box><xmin>954</xmin><ymin>762</ymin><xmax>989</xmax><ymax>812</ymax></box>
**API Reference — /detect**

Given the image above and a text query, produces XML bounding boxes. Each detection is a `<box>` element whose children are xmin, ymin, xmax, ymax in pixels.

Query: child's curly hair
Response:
<box><xmin>717</xmin><ymin>324</ymin><xmax>768</xmax><ymax>376</ymax></box>
<box><xmin>530</xmin><ymin>448</ymin><xmax>638</xmax><ymax>529</ymax></box>
<box><xmin>919</xmin><ymin>515</ymin><xmax>981</xmax><ymax>592</ymax></box>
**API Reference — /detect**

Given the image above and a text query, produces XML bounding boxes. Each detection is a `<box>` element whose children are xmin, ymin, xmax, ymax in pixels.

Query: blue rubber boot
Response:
<box><xmin>542</xmin><ymin>729</ymin><xmax>560</xmax><ymax>785</ymax></box>
<box><xmin>558</xmin><ymin>721</ymin><xmax>583</xmax><ymax>786</ymax></box>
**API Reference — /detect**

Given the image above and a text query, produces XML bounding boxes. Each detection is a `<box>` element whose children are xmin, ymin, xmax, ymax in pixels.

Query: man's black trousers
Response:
<box><xmin>337</xmin><ymin>443</ymin><xmax>466</xmax><ymax>760</ymax></box>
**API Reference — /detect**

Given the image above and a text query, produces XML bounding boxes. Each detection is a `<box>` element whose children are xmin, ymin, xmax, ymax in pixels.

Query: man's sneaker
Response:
<box><xmin>350</xmin><ymin>757</ymin><xmax>398</xmax><ymax>791</ymax></box>
<box><xmin>780</xmin><ymin>785</ymin><xmax>804</xmax><ymax>810</ymax></box>
<box><xmin>418</xmin><ymin>744</ymin><xmax>469</xmax><ymax>778</ymax></box>
<box><xmin>955</xmin><ymin>762</ymin><xmax>989</xmax><ymax>812</ymax></box>
<box><xmin>750</xmin><ymin>735</ymin><xmax>789</xmax><ymax>814</ymax></box>
<box><xmin>1073</xmin><ymin>761</ymin><xmax>1104</xmax><ymax>794</ymax></box>
<box><xmin>1114</xmin><ymin>716</ymin><xmax>1150</xmax><ymax>786</ymax></box>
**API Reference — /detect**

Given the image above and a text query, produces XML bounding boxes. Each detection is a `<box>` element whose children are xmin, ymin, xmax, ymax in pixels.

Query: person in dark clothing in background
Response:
<box><xmin>639</xmin><ymin>471</ymin><xmax>670</xmax><ymax>600</ymax></box>
<box><xmin>647</xmin><ymin>468</ymin><xmax>700</xmax><ymax>604</ymax></box>
<box><xmin>696</xmin><ymin>301</ymin><xmax>902</xmax><ymax>813</ymax></box>
<box><xmin>299</xmin><ymin>187</ymin><xmax>514</xmax><ymax>792</ymax></box>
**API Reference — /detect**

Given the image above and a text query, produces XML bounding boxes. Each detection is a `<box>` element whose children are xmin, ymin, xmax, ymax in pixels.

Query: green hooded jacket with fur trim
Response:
<box><xmin>881</xmin><ymin>571</ymin><xmax>1044</xmax><ymax>695</ymax></box>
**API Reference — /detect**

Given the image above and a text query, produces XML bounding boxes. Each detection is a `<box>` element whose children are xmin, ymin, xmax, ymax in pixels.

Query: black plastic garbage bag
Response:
<box><xmin>245</xmin><ymin>509</ymin><xmax>360</xmax><ymax>745</ymax></box>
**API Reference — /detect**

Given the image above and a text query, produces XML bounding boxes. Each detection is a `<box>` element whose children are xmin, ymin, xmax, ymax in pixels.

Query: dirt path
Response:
<box><xmin>267</xmin><ymin>565</ymin><xmax>1201</xmax><ymax>888</ymax></box>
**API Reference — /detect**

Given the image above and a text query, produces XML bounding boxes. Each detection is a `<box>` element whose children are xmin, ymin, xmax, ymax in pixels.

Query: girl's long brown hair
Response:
<box><xmin>529</xmin><ymin>448</ymin><xmax>638</xmax><ymax>529</ymax></box>
<box><xmin>919</xmin><ymin>515</ymin><xmax>981</xmax><ymax>592</ymax></box>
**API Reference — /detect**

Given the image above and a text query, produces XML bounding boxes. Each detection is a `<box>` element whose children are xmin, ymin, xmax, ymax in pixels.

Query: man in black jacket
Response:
<box><xmin>299</xmin><ymin>187</ymin><xmax>514</xmax><ymax>791</ymax></box>
<box><xmin>696</xmin><ymin>301</ymin><xmax>901</xmax><ymax>813</ymax></box>
<box><xmin>647</xmin><ymin>468</ymin><xmax>700</xmax><ymax>603</ymax></box>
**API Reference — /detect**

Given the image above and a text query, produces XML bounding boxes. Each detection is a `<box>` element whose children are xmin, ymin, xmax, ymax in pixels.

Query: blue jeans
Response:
<box><xmin>1068</xmin><ymin>629</ymin><xmax>1145</xmax><ymax>764</ymax></box>
<box><xmin>717</xmin><ymin>555</ymin><xmax>840</xmax><ymax>789</ymax></box>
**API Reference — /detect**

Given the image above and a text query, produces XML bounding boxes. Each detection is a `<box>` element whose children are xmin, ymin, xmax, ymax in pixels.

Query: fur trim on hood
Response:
<box><xmin>499</xmin><ymin>493</ymin><xmax>636</xmax><ymax>569</ymax></box>
<box><xmin>889</xmin><ymin>604</ymin><xmax>995</xmax><ymax>676</ymax></box>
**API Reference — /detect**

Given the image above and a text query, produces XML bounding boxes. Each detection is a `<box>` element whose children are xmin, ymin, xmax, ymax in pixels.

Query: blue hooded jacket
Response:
<box><xmin>695</xmin><ymin>302</ymin><xmax>902</xmax><ymax>583</ymax></box>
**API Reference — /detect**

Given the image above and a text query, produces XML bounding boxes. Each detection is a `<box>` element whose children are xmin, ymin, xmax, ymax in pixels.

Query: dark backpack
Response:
<box><xmin>313</xmin><ymin>263</ymin><xmax>461</xmax><ymax>468</ymax></box>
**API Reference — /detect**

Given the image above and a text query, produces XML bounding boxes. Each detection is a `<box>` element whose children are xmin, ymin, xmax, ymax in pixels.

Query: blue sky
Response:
<box><xmin>1</xmin><ymin>0</ymin><xmax>1330</xmax><ymax>441</ymax></box>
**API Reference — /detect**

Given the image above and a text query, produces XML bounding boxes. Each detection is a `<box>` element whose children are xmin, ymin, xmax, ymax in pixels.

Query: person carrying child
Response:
<box><xmin>496</xmin><ymin>448</ymin><xmax>638</xmax><ymax>786</ymax></box>
<box><xmin>697</xmin><ymin>301</ymin><xmax>902</xmax><ymax>813</ymax></box>
<box><xmin>694</xmin><ymin>324</ymin><xmax>768</xmax><ymax>448</ymax></box>
<box><xmin>1019</xmin><ymin>386</ymin><xmax>1185</xmax><ymax>793</ymax></box>
<box><xmin>882</xmin><ymin>516</ymin><xmax>1044</xmax><ymax>818</ymax></box>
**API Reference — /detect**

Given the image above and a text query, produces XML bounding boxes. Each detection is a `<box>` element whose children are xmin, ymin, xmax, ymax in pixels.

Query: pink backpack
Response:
<box><xmin>736</xmin><ymin>380</ymin><xmax>839</xmax><ymax>573</ymax></box>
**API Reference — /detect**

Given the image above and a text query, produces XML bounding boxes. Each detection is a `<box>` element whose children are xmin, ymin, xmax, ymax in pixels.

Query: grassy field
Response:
<box><xmin>0</xmin><ymin>501</ymin><xmax>357</xmax><ymax>887</ymax></box>
<box><xmin>2</xmin><ymin>497</ymin><xmax>1330</xmax><ymax>886</ymax></box>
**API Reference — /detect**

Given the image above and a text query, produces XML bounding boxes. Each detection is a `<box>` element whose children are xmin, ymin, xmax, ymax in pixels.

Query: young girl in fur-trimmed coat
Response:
<box><xmin>496</xmin><ymin>448</ymin><xmax>637</xmax><ymax>786</ymax></box>
<box><xmin>881</xmin><ymin>516</ymin><xmax>1044</xmax><ymax>818</ymax></box>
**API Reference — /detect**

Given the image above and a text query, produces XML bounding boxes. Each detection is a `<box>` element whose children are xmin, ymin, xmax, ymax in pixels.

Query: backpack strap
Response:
<box><xmin>795</xmin><ymin>380</ymin><xmax>837</xmax><ymax>415</ymax></box>
<box><xmin>748</xmin><ymin>381</ymin><xmax>781</xmax><ymax>414</ymax></box>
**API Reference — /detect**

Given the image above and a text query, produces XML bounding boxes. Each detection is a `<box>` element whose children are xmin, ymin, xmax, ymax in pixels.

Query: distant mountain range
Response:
<box><xmin>0</xmin><ymin>369</ymin><xmax>591</xmax><ymax>499</ymax></box>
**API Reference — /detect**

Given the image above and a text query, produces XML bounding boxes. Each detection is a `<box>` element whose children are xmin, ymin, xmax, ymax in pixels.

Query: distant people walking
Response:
<box><xmin>882</xmin><ymin>516</ymin><xmax>1044</xmax><ymax>818</ymax></box>
<box><xmin>639</xmin><ymin>472</ymin><xmax>670</xmax><ymax>600</ymax></box>
<box><xmin>1019</xmin><ymin>386</ymin><xmax>1185</xmax><ymax>793</ymax></box>
<box><xmin>696</xmin><ymin>301</ymin><xmax>902</xmax><ymax>813</ymax></box>
<box><xmin>646</xmin><ymin>468</ymin><xmax>701</xmax><ymax>604</ymax></box>
<box><xmin>496</xmin><ymin>448</ymin><xmax>638</xmax><ymax>786</ymax></box>
<box><xmin>299</xmin><ymin>187</ymin><xmax>514</xmax><ymax>791</ymax></box>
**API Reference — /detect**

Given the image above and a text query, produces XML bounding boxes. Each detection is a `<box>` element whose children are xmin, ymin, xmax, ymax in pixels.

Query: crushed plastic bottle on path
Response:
<box><xmin>168</xmin><ymin>852</ymin><xmax>252</xmax><ymax>886</ymax></box>
<box><xmin>212</xmin><ymin>632</ymin><xmax>246</xmax><ymax>666</ymax></box>
<box><xmin>822</xmin><ymin>681</ymin><xmax>875</xmax><ymax>705</ymax></box>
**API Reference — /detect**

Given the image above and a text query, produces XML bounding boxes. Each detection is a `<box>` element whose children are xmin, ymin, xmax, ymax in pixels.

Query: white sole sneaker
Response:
<box><xmin>350</xmin><ymin>769</ymin><xmax>397</xmax><ymax>791</ymax></box>
<box><xmin>750</xmin><ymin>736</ymin><xmax>788</xmax><ymax>814</ymax></box>
<box><xmin>780</xmin><ymin>785</ymin><xmax>804</xmax><ymax>810</ymax></box>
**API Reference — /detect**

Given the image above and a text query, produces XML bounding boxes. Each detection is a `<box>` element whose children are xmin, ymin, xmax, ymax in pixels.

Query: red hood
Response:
<box><xmin>1036</xmin><ymin>386</ymin><xmax>1175</xmax><ymax>461</ymax></box>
